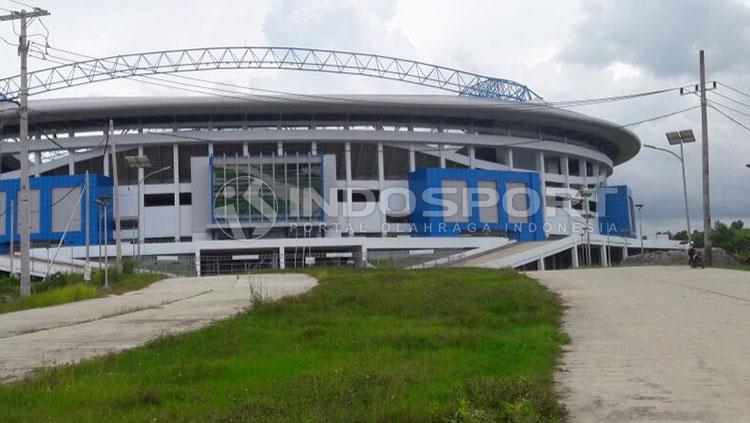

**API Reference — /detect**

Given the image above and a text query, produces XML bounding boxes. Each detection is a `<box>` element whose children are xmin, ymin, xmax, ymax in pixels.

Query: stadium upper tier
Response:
<box><xmin>0</xmin><ymin>95</ymin><xmax>640</xmax><ymax>165</ymax></box>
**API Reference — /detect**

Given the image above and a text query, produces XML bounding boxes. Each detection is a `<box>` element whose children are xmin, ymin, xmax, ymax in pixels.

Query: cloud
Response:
<box><xmin>560</xmin><ymin>0</ymin><xmax>750</xmax><ymax>78</ymax></box>
<box><xmin>262</xmin><ymin>0</ymin><xmax>414</xmax><ymax>56</ymax></box>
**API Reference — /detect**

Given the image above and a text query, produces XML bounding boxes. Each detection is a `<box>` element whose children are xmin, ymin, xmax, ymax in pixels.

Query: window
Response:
<box><xmin>414</xmin><ymin>151</ymin><xmax>439</xmax><ymax>169</ymax></box>
<box><xmin>337</xmin><ymin>189</ymin><xmax>379</xmax><ymax>202</ymax></box>
<box><xmin>179</xmin><ymin>193</ymin><xmax>192</xmax><ymax>205</ymax></box>
<box><xmin>441</xmin><ymin>179</ymin><xmax>469</xmax><ymax>223</ymax></box>
<box><xmin>505</xmin><ymin>181</ymin><xmax>529</xmax><ymax>223</ymax></box>
<box><xmin>568</xmin><ymin>158</ymin><xmax>581</xmax><ymax>176</ymax></box>
<box><xmin>476</xmin><ymin>180</ymin><xmax>499</xmax><ymax>223</ymax></box>
<box><xmin>283</xmin><ymin>142</ymin><xmax>311</xmax><ymax>156</ymax></box>
<box><xmin>246</xmin><ymin>142</ymin><xmax>278</xmax><ymax>157</ymax></box>
<box><xmin>120</xmin><ymin>219</ymin><xmax>138</xmax><ymax>230</ymax></box>
<box><xmin>382</xmin><ymin>145</ymin><xmax>409</xmax><ymax>179</ymax></box>
<box><xmin>350</xmin><ymin>143</ymin><xmax>379</xmax><ymax>180</ymax></box>
<box><xmin>513</xmin><ymin>149</ymin><xmax>536</xmax><ymax>171</ymax></box>
<box><xmin>386</xmin><ymin>214</ymin><xmax>410</xmax><ymax>224</ymax></box>
<box><xmin>75</xmin><ymin>156</ymin><xmax>104</xmax><ymax>175</ymax></box>
<box><xmin>144</xmin><ymin>193</ymin><xmax>175</xmax><ymax>207</ymax></box>
<box><xmin>213</xmin><ymin>143</ymin><xmax>244</xmax><ymax>157</ymax></box>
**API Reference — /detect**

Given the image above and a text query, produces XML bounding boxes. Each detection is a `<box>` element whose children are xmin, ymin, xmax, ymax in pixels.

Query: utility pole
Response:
<box><xmin>1</xmin><ymin>8</ymin><xmax>51</xmax><ymax>295</ymax></box>
<box><xmin>699</xmin><ymin>50</ymin><xmax>712</xmax><ymax>266</ymax></box>
<box><xmin>109</xmin><ymin>120</ymin><xmax>122</xmax><ymax>273</ymax></box>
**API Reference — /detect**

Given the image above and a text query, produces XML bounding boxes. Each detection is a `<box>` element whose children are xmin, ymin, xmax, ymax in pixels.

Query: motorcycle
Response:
<box><xmin>688</xmin><ymin>251</ymin><xmax>705</xmax><ymax>269</ymax></box>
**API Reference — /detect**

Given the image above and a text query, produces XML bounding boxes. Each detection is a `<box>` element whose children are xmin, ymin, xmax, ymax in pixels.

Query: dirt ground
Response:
<box><xmin>0</xmin><ymin>273</ymin><xmax>316</xmax><ymax>381</ymax></box>
<box><xmin>530</xmin><ymin>266</ymin><xmax>750</xmax><ymax>422</ymax></box>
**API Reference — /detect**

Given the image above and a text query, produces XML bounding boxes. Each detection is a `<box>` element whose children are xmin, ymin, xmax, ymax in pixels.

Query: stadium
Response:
<box><xmin>0</xmin><ymin>47</ymin><xmax>678</xmax><ymax>275</ymax></box>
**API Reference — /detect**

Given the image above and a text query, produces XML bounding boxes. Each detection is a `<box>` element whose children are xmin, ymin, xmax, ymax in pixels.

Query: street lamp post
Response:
<box><xmin>125</xmin><ymin>156</ymin><xmax>171</xmax><ymax>261</ymax></box>
<box><xmin>94</xmin><ymin>197</ymin><xmax>110</xmax><ymax>289</ymax></box>
<box><xmin>635</xmin><ymin>203</ymin><xmax>645</xmax><ymax>255</ymax></box>
<box><xmin>644</xmin><ymin>129</ymin><xmax>696</xmax><ymax>244</ymax></box>
<box><xmin>580</xmin><ymin>187</ymin><xmax>595</xmax><ymax>267</ymax></box>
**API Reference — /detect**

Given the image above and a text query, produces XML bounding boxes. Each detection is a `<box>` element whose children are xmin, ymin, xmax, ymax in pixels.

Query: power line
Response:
<box><xmin>707</xmin><ymin>98</ymin><xmax>750</xmax><ymax>120</ymax></box>
<box><xmin>25</xmin><ymin>42</ymin><xmax>684</xmax><ymax>111</ymax></box>
<box><xmin>717</xmin><ymin>82</ymin><xmax>750</xmax><ymax>100</ymax></box>
<box><xmin>620</xmin><ymin>106</ymin><xmax>700</xmax><ymax>128</ymax></box>
<box><xmin>710</xmin><ymin>90</ymin><xmax>750</xmax><ymax>110</ymax></box>
<box><xmin>708</xmin><ymin>104</ymin><xmax>750</xmax><ymax>134</ymax></box>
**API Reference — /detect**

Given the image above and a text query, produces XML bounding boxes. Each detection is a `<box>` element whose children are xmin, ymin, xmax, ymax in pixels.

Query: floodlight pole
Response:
<box><xmin>699</xmin><ymin>51</ymin><xmax>712</xmax><ymax>266</ymax></box>
<box><xmin>1</xmin><ymin>8</ymin><xmax>50</xmax><ymax>295</ymax></box>
<box><xmin>84</xmin><ymin>171</ymin><xmax>90</xmax><ymax>281</ymax></box>
<box><xmin>109</xmin><ymin>120</ymin><xmax>123</xmax><ymax>273</ymax></box>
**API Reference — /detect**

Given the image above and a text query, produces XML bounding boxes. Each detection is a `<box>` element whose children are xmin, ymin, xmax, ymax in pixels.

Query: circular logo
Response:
<box><xmin>212</xmin><ymin>175</ymin><xmax>278</xmax><ymax>241</ymax></box>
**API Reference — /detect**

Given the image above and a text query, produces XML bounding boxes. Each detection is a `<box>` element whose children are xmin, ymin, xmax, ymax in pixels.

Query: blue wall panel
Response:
<box><xmin>0</xmin><ymin>174</ymin><xmax>113</xmax><ymax>251</ymax></box>
<box><xmin>597</xmin><ymin>185</ymin><xmax>636</xmax><ymax>238</ymax></box>
<box><xmin>408</xmin><ymin>167</ymin><xmax>544</xmax><ymax>241</ymax></box>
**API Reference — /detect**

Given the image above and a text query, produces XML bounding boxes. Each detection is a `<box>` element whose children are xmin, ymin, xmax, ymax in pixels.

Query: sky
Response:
<box><xmin>1</xmin><ymin>0</ymin><xmax>749</xmax><ymax>237</ymax></box>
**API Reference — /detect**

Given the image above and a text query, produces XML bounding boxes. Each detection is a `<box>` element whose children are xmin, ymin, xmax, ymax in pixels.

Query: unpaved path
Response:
<box><xmin>530</xmin><ymin>266</ymin><xmax>750</xmax><ymax>422</ymax></box>
<box><xmin>0</xmin><ymin>273</ymin><xmax>316</xmax><ymax>381</ymax></box>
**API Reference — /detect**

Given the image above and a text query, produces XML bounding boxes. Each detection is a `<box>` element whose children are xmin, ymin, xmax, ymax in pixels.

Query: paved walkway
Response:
<box><xmin>0</xmin><ymin>273</ymin><xmax>317</xmax><ymax>381</ymax></box>
<box><xmin>530</xmin><ymin>266</ymin><xmax>750</xmax><ymax>422</ymax></box>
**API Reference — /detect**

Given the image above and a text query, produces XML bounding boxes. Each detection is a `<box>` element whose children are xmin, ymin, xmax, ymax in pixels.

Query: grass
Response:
<box><xmin>0</xmin><ymin>267</ymin><xmax>165</xmax><ymax>315</ymax></box>
<box><xmin>0</xmin><ymin>267</ymin><xmax>567</xmax><ymax>422</ymax></box>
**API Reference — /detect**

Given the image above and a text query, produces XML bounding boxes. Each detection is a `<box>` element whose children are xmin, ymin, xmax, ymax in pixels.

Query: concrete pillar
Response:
<box><xmin>173</xmin><ymin>144</ymin><xmax>181</xmax><ymax>242</ymax></box>
<box><xmin>67</xmin><ymin>149</ymin><xmax>74</xmax><ymax>175</ymax></box>
<box><xmin>278</xmin><ymin>246</ymin><xmax>285</xmax><ymax>269</ymax></box>
<box><xmin>311</xmin><ymin>141</ymin><xmax>317</xmax><ymax>155</ymax></box>
<box><xmin>506</xmin><ymin>148</ymin><xmax>514</xmax><ymax>169</ymax></box>
<box><xmin>208</xmin><ymin>142</ymin><xmax>213</xmax><ymax>156</ymax></box>
<box><xmin>408</xmin><ymin>143</ymin><xmax>415</xmax><ymax>172</ymax></box>
<box><xmin>601</xmin><ymin>244</ymin><xmax>609</xmax><ymax>267</ymax></box>
<box><xmin>439</xmin><ymin>144</ymin><xmax>446</xmax><ymax>168</ymax></box>
<box><xmin>277</xmin><ymin>142</ymin><xmax>283</xmax><ymax>157</ymax></box>
<box><xmin>537</xmin><ymin>257</ymin><xmax>545</xmax><ymax>271</ymax></box>
<box><xmin>468</xmin><ymin>145</ymin><xmax>476</xmax><ymax>169</ymax></box>
<box><xmin>242</xmin><ymin>142</ymin><xmax>249</xmax><ymax>157</ymax></box>
<box><xmin>195</xmin><ymin>250</ymin><xmax>201</xmax><ymax>277</ymax></box>
<box><xmin>33</xmin><ymin>151</ymin><xmax>41</xmax><ymax>176</ymax></box>
<box><xmin>571</xmin><ymin>245</ymin><xmax>580</xmax><ymax>268</ymax></box>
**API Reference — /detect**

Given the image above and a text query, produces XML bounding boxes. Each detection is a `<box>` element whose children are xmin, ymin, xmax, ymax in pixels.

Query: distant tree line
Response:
<box><xmin>669</xmin><ymin>220</ymin><xmax>750</xmax><ymax>263</ymax></box>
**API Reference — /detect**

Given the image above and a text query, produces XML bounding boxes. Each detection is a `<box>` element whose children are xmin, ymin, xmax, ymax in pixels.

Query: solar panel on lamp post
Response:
<box><xmin>644</xmin><ymin>129</ymin><xmax>695</xmax><ymax>245</ymax></box>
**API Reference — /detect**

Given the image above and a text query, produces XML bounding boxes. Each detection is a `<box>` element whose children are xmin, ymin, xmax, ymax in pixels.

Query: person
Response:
<box><xmin>688</xmin><ymin>242</ymin><xmax>696</xmax><ymax>262</ymax></box>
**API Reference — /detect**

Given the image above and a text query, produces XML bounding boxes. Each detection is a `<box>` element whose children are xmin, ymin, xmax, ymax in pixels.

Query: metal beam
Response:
<box><xmin>0</xmin><ymin>47</ymin><xmax>542</xmax><ymax>102</ymax></box>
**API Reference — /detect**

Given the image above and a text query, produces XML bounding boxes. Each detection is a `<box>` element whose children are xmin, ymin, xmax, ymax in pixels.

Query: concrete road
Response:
<box><xmin>0</xmin><ymin>273</ymin><xmax>316</xmax><ymax>382</ymax></box>
<box><xmin>530</xmin><ymin>266</ymin><xmax>750</xmax><ymax>422</ymax></box>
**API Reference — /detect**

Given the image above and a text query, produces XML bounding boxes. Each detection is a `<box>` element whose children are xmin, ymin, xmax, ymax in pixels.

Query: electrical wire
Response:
<box><xmin>717</xmin><ymin>82</ymin><xmax>750</xmax><ymax>100</ymax></box>
<box><xmin>708</xmin><ymin>104</ymin><xmax>750</xmax><ymax>134</ymax></box>
<box><xmin>710</xmin><ymin>91</ymin><xmax>750</xmax><ymax>110</ymax></box>
<box><xmin>620</xmin><ymin>106</ymin><xmax>700</xmax><ymax>128</ymax></box>
<box><xmin>25</xmin><ymin>42</ymin><xmax>685</xmax><ymax>111</ymax></box>
<box><xmin>708</xmin><ymin>98</ymin><xmax>750</xmax><ymax>120</ymax></box>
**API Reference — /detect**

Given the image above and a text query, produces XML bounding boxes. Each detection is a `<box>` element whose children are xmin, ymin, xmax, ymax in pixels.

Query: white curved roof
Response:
<box><xmin>0</xmin><ymin>95</ymin><xmax>640</xmax><ymax>165</ymax></box>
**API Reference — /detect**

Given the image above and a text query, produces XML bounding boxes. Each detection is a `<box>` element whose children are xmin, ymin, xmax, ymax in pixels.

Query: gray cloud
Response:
<box><xmin>561</xmin><ymin>0</ymin><xmax>750</xmax><ymax>77</ymax></box>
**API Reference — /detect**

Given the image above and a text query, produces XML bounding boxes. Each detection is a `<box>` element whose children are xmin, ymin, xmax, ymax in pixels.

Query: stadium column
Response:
<box><xmin>571</xmin><ymin>244</ymin><xmax>579</xmax><ymax>268</ymax></box>
<box><xmin>67</xmin><ymin>148</ymin><xmax>74</xmax><ymax>175</ymax></box>
<box><xmin>468</xmin><ymin>146</ymin><xmax>476</xmax><ymax>169</ymax></box>
<box><xmin>173</xmin><ymin>144</ymin><xmax>180</xmax><ymax>242</ymax></box>
<box><xmin>33</xmin><ymin>152</ymin><xmax>40</xmax><ymax>177</ymax></box>
<box><xmin>439</xmin><ymin>144</ymin><xmax>446</xmax><ymax>168</ymax></box>
<box><xmin>278</xmin><ymin>247</ymin><xmax>285</xmax><ymax>269</ymax></box>
<box><xmin>408</xmin><ymin>143</ymin><xmax>415</xmax><ymax>172</ymax></box>
<box><xmin>137</xmin><ymin>146</ymin><xmax>144</xmax><ymax>247</ymax></box>
<box><xmin>562</xmin><ymin>154</ymin><xmax>573</xmax><ymax>236</ymax></box>
<box><xmin>505</xmin><ymin>148</ymin><xmax>514</xmax><ymax>169</ymax></box>
<box><xmin>345</xmin><ymin>142</ymin><xmax>353</xmax><ymax>235</ymax></box>
<box><xmin>600</xmin><ymin>244</ymin><xmax>608</xmax><ymax>267</ymax></box>
<box><xmin>536</xmin><ymin>151</ymin><xmax>547</xmax><ymax>239</ymax></box>
<box><xmin>377</xmin><ymin>143</ymin><xmax>386</xmax><ymax>237</ymax></box>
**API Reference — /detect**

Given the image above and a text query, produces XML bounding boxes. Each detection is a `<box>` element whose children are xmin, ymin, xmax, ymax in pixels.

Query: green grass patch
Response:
<box><xmin>0</xmin><ymin>267</ymin><xmax>567</xmax><ymax>422</ymax></box>
<box><xmin>0</xmin><ymin>267</ymin><xmax>165</xmax><ymax>315</ymax></box>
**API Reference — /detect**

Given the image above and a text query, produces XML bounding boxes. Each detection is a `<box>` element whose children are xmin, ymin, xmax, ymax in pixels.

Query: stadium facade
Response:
<box><xmin>0</xmin><ymin>94</ymin><xmax>662</xmax><ymax>274</ymax></box>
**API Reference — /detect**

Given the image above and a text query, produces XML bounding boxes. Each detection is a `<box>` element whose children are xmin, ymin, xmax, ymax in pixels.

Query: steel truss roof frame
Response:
<box><xmin>0</xmin><ymin>46</ymin><xmax>542</xmax><ymax>102</ymax></box>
